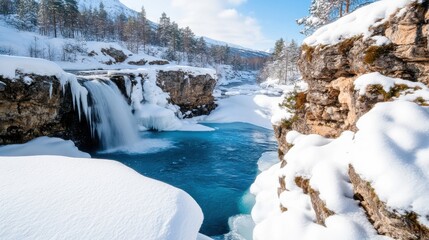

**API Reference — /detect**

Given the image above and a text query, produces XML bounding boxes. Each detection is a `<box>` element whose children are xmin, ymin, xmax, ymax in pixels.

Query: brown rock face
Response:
<box><xmin>157</xmin><ymin>71</ymin><xmax>217</xmax><ymax>117</ymax></box>
<box><xmin>349</xmin><ymin>165</ymin><xmax>429</xmax><ymax>240</ymax></box>
<box><xmin>0</xmin><ymin>73</ymin><xmax>93</xmax><ymax>149</ymax></box>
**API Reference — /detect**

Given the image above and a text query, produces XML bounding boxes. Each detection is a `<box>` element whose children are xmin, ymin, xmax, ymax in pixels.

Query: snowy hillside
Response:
<box><xmin>50</xmin><ymin>0</ymin><xmax>137</xmax><ymax>17</ymax></box>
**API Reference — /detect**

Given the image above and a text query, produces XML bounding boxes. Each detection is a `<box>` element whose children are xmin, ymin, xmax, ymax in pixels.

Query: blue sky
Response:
<box><xmin>120</xmin><ymin>0</ymin><xmax>311</xmax><ymax>51</ymax></box>
<box><xmin>236</xmin><ymin>1</ymin><xmax>310</xmax><ymax>48</ymax></box>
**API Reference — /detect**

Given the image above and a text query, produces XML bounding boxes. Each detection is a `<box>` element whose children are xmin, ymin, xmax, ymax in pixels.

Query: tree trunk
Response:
<box><xmin>346</xmin><ymin>0</ymin><xmax>350</xmax><ymax>13</ymax></box>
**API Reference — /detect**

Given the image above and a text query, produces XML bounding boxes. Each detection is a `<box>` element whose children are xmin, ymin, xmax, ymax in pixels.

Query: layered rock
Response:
<box><xmin>156</xmin><ymin>70</ymin><xmax>217</xmax><ymax>117</ymax></box>
<box><xmin>0</xmin><ymin>73</ymin><xmax>93</xmax><ymax>149</ymax></box>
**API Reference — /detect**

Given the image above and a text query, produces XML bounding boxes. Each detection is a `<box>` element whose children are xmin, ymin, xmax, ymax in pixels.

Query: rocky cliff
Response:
<box><xmin>0</xmin><ymin>72</ymin><xmax>93</xmax><ymax>150</ymax></box>
<box><xmin>271</xmin><ymin>1</ymin><xmax>429</xmax><ymax>239</ymax></box>
<box><xmin>156</xmin><ymin>70</ymin><xmax>217</xmax><ymax>117</ymax></box>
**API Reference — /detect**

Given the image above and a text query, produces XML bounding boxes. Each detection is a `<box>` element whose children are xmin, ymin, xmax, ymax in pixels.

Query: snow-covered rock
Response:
<box><xmin>303</xmin><ymin>0</ymin><xmax>417</xmax><ymax>46</ymax></box>
<box><xmin>253</xmin><ymin>101</ymin><xmax>429</xmax><ymax>239</ymax></box>
<box><xmin>0</xmin><ymin>137</ymin><xmax>90</xmax><ymax>158</ymax></box>
<box><xmin>0</xmin><ymin>155</ymin><xmax>203</xmax><ymax>240</ymax></box>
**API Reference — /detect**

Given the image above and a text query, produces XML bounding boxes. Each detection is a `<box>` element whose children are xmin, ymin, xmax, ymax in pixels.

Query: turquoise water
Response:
<box><xmin>92</xmin><ymin>123</ymin><xmax>277</xmax><ymax>237</ymax></box>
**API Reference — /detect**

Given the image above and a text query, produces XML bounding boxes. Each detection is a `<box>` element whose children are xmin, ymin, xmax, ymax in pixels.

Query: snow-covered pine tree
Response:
<box><xmin>37</xmin><ymin>0</ymin><xmax>50</xmax><ymax>35</ymax></box>
<box><xmin>63</xmin><ymin>0</ymin><xmax>79</xmax><ymax>38</ymax></box>
<box><xmin>259</xmin><ymin>39</ymin><xmax>300</xmax><ymax>85</ymax></box>
<box><xmin>137</xmin><ymin>6</ymin><xmax>151</xmax><ymax>50</ymax></box>
<box><xmin>157</xmin><ymin>12</ymin><xmax>171</xmax><ymax>47</ymax></box>
<box><xmin>273</xmin><ymin>38</ymin><xmax>285</xmax><ymax>58</ymax></box>
<box><xmin>195</xmin><ymin>37</ymin><xmax>208</xmax><ymax>67</ymax></box>
<box><xmin>297</xmin><ymin>0</ymin><xmax>374</xmax><ymax>35</ymax></box>
<box><xmin>16</xmin><ymin>0</ymin><xmax>38</xmax><ymax>30</ymax></box>
<box><xmin>114</xmin><ymin>12</ymin><xmax>127</xmax><ymax>41</ymax></box>
<box><xmin>95</xmin><ymin>2</ymin><xmax>108</xmax><ymax>40</ymax></box>
<box><xmin>0</xmin><ymin>0</ymin><xmax>13</xmax><ymax>15</ymax></box>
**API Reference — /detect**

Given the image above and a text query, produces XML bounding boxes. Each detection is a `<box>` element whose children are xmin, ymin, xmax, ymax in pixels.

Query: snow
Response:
<box><xmin>204</xmin><ymin>95</ymin><xmax>287</xmax><ymax>129</ymax></box>
<box><xmin>77</xmin><ymin>0</ymin><xmax>136</xmax><ymax>17</ymax></box>
<box><xmin>371</xmin><ymin>35</ymin><xmax>391</xmax><ymax>46</ymax></box>
<box><xmin>257</xmin><ymin>151</ymin><xmax>280</xmax><ymax>172</ymax></box>
<box><xmin>251</xmin><ymin>100</ymin><xmax>429</xmax><ymax>239</ymax></box>
<box><xmin>0</xmin><ymin>156</ymin><xmax>203</xmax><ymax>240</ymax></box>
<box><xmin>0</xmin><ymin>55</ymin><xmax>66</xmax><ymax>79</ymax></box>
<box><xmin>352</xmin><ymin>101</ymin><xmax>429</xmax><ymax>226</ymax></box>
<box><xmin>224</xmin><ymin>214</ymin><xmax>255</xmax><ymax>240</ymax></box>
<box><xmin>354</xmin><ymin>72</ymin><xmax>426</xmax><ymax>96</ymax></box>
<box><xmin>250</xmin><ymin>162</ymin><xmax>282</xmax><ymax>226</ymax></box>
<box><xmin>0</xmin><ymin>137</ymin><xmax>90</xmax><ymax>158</ymax></box>
<box><xmin>0</xmin><ymin>19</ymin><xmax>166</xmax><ymax>71</ymax></box>
<box><xmin>304</xmin><ymin>0</ymin><xmax>417</xmax><ymax>46</ymax></box>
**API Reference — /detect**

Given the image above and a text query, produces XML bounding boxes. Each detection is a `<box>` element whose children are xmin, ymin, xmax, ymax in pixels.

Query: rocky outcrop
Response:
<box><xmin>349</xmin><ymin>165</ymin><xmax>429</xmax><ymax>240</ymax></box>
<box><xmin>0</xmin><ymin>73</ymin><xmax>93</xmax><ymax>150</ymax></box>
<box><xmin>149</xmin><ymin>60</ymin><xmax>169</xmax><ymax>66</ymax></box>
<box><xmin>100</xmin><ymin>47</ymin><xmax>127</xmax><ymax>63</ymax></box>
<box><xmin>156</xmin><ymin>70</ymin><xmax>217</xmax><ymax>117</ymax></box>
<box><xmin>294</xmin><ymin>177</ymin><xmax>334</xmax><ymax>226</ymax></box>
<box><xmin>273</xmin><ymin>1</ymin><xmax>429</xmax><ymax>239</ymax></box>
<box><xmin>296</xmin><ymin>2</ymin><xmax>429</xmax><ymax>137</ymax></box>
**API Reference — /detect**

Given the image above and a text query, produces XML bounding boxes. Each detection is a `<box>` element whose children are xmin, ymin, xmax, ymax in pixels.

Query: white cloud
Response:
<box><xmin>119</xmin><ymin>0</ymin><xmax>270</xmax><ymax>50</ymax></box>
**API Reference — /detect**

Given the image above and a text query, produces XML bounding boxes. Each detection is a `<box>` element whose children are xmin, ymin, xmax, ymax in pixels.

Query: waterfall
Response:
<box><xmin>83</xmin><ymin>80</ymin><xmax>139</xmax><ymax>150</ymax></box>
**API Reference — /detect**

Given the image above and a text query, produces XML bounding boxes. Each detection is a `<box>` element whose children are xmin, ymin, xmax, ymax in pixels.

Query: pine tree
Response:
<box><xmin>63</xmin><ymin>0</ymin><xmax>79</xmax><ymax>38</ymax></box>
<box><xmin>124</xmin><ymin>16</ymin><xmax>139</xmax><ymax>53</ymax></box>
<box><xmin>195</xmin><ymin>37</ymin><xmax>208</xmax><ymax>66</ymax></box>
<box><xmin>49</xmin><ymin>0</ymin><xmax>65</xmax><ymax>38</ymax></box>
<box><xmin>16</xmin><ymin>0</ymin><xmax>38</xmax><ymax>30</ymax></box>
<box><xmin>38</xmin><ymin>0</ymin><xmax>50</xmax><ymax>35</ymax></box>
<box><xmin>96</xmin><ymin>2</ymin><xmax>108</xmax><ymax>40</ymax></box>
<box><xmin>157</xmin><ymin>12</ymin><xmax>171</xmax><ymax>47</ymax></box>
<box><xmin>137</xmin><ymin>6</ymin><xmax>151</xmax><ymax>50</ymax></box>
<box><xmin>114</xmin><ymin>12</ymin><xmax>127</xmax><ymax>41</ymax></box>
<box><xmin>273</xmin><ymin>38</ymin><xmax>285</xmax><ymax>58</ymax></box>
<box><xmin>0</xmin><ymin>0</ymin><xmax>13</xmax><ymax>15</ymax></box>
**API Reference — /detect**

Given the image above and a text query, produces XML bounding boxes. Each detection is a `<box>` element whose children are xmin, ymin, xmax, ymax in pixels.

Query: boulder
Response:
<box><xmin>156</xmin><ymin>70</ymin><xmax>217</xmax><ymax>117</ymax></box>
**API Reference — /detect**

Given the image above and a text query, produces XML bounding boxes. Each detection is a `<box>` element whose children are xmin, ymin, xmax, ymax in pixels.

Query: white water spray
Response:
<box><xmin>83</xmin><ymin>80</ymin><xmax>139</xmax><ymax>150</ymax></box>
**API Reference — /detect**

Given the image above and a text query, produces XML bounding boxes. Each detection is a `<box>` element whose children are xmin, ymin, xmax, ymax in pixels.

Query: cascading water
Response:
<box><xmin>83</xmin><ymin>80</ymin><xmax>139</xmax><ymax>150</ymax></box>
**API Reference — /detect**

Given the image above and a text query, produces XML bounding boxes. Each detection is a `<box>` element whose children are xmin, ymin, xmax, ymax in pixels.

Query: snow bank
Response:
<box><xmin>204</xmin><ymin>95</ymin><xmax>287</xmax><ymax>129</ymax></box>
<box><xmin>354</xmin><ymin>72</ymin><xmax>426</xmax><ymax>96</ymax></box>
<box><xmin>0</xmin><ymin>55</ymin><xmax>65</xmax><ymax>79</ymax></box>
<box><xmin>251</xmin><ymin>100</ymin><xmax>429</xmax><ymax>239</ymax></box>
<box><xmin>257</xmin><ymin>151</ymin><xmax>279</xmax><ymax>172</ymax></box>
<box><xmin>304</xmin><ymin>0</ymin><xmax>416</xmax><ymax>46</ymax></box>
<box><xmin>354</xmin><ymin>72</ymin><xmax>429</xmax><ymax>104</ymax></box>
<box><xmin>0</xmin><ymin>156</ymin><xmax>203</xmax><ymax>240</ymax></box>
<box><xmin>0</xmin><ymin>137</ymin><xmax>90</xmax><ymax>158</ymax></box>
<box><xmin>352</xmin><ymin>101</ymin><xmax>429</xmax><ymax>226</ymax></box>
